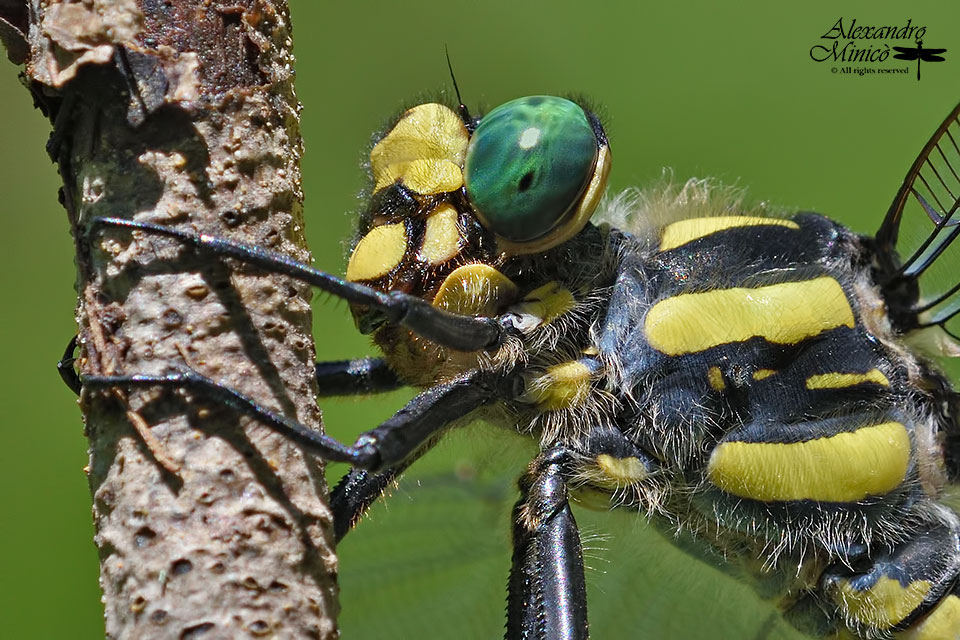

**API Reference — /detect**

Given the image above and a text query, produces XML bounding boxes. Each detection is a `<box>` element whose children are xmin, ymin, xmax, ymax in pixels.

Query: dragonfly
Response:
<box><xmin>66</xmin><ymin>90</ymin><xmax>960</xmax><ymax>638</ymax></box>
<box><xmin>892</xmin><ymin>39</ymin><xmax>947</xmax><ymax>80</ymax></box>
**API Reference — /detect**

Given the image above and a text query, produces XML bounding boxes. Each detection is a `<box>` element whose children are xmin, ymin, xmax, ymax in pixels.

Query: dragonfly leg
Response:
<box><xmin>82</xmin><ymin>367</ymin><xmax>509</xmax><ymax>470</ymax></box>
<box><xmin>58</xmin><ymin>335</ymin><xmax>82</xmax><ymax>396</ymax></box>
<box><xmin>314</xmin><ymin>357</ymin><xmax>404</xmax><ymax>397</ymax></box>
<box><xmin>88</xmin><ymin>217</ymin><xmax>509</xmax><ymax>352</ymax></box>
<box><xmin>507</xmin><ymin>446</ymin><xmax>588</xmax><ymax>640</ymax></box>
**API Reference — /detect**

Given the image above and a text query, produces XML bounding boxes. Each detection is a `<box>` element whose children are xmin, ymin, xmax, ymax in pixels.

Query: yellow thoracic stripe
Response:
<box><xmin>707</xmin><ymin>421</ymin><xmax>911</xmax><ymax>502</ymax></box>
<box><xmin>594</xmin><ymin>454</ymin><xmax>648</xmax><ymax>488</ymax></box>
<box><xmin>835</xmin><ymin>576</ymin><xmax>931</xmax><ymax>629</ymax></box>
<box><xmin>806</xmin><ymin>369</ymin><xmax>890</xmax><ymax>390</ymax></box>
<box><xmin>525</xmin><ymin>361</ymin><xmax>594</xmax><ymax>411</ymax></box>
<box><xmin>644</xmin><ymin>277</ymin><xmax>855</xmax><ymax>355</ymax></box>
<box><xmin>659</xmin><ymin>216</ymin><xmax>800</xmax><ymax>251</ymax></box>
<box><xmin>346</xmin><ymin>222</ymin><xmax>408</xmax><ymax>282</ymax></box>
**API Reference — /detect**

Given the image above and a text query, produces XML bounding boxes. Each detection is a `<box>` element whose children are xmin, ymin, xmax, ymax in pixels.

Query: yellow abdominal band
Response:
<box><xmin>707</xmin><ymin>421</ymin><xmax>911</xmax><ymax>502</ymax></box>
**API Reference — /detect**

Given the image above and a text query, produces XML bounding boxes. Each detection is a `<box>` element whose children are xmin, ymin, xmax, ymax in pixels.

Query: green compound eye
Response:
<box><xmin>464</xmin><ymin>96</ymin><xmax>599</xmax><ymax>243</ymax></box>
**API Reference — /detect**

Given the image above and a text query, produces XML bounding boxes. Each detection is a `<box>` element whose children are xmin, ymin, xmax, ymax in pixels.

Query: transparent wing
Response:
<box><xmin>876</xmin><ymin>102</ymin><xmax>960</xmax><ymax>339</ymax></box>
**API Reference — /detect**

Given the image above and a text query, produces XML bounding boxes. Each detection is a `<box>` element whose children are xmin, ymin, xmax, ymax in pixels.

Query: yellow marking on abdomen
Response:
<box><xmin>420</xmin><ymin>204</ymin><xmax>461</xmax><ymax>265</ymax></box>
<box><xmin>346</xmin><ymin>222</ymin><xmax>407</xmax><ymax>281</ymax></box>
<box><xmin>753</xmin><ymin>369</ymin><xmax>777</xmax><ymax>381</ymax></box>
<box><xmin>524</xmin><ymin>361</ymin><xmax>594</xmax><ymax>411</ymax></box>
<box><xmin>897</xmin><ymin>594</ymin><xmax>960</xmax><ymax>639</ymax></box>
<box><xmin>432</xmin><ymin>264</ymin><xmax>518</xmax><ymax>316</ymax></box>
<box><xmin>707</xmin><ymin>366</ymin><xmax>725</xmax><ymax>391</ymax></box>
<box><xmin>806</xmin><ymin>369</ymin><xmax>890</xmax><ymax>390</ymax></box>
<box><xmin>659</xmin><ymin>216</ymin><xmax>800</xmax><ymax>251</ymax></box>
<box><xmin>644</xmin><ymin>277</ymin><xmax>855</xmax><ymax>355</ymax></box>
<box><xmin>835</xmin><ymin>577</ymin><xmax>931</xmax><ymax>630</ymax></box>
<box><xmin>707</xmin><ymin>421</ymin><xmax>910</xmax><ymax>502</ymax></box>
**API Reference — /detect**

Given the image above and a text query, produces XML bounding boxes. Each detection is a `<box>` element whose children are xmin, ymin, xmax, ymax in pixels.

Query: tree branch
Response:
<box><xmin>1</xmin><ymin>1</ymin><xmax>337</xmax><ymax>637</ymax></box>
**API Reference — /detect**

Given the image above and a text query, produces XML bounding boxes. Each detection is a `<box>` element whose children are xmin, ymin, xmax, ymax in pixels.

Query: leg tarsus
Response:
<box><xmin>58</xmin><ymin>335</ymin><xmax>81</xmax><ymax>396</ymax></box>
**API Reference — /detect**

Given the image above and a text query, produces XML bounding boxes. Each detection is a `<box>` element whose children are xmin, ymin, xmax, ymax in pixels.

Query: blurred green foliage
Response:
<box><xmin>1</xmin><ymin>0</ymin><xmax>958</xmax><ymax>637</ymax></box>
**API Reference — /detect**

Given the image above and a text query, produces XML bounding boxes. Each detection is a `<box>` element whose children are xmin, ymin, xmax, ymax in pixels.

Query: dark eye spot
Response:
<box><xmin>518</xmin><ymin>172</ymin><xmax>534</xmax><ymax>192</ymax></box>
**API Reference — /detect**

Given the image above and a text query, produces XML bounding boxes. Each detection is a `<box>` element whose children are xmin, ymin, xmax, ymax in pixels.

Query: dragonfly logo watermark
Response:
<box><xmin>809</xmin><ymin>18</ymin><xmax>946</xmax><ymax>80</ymax></box>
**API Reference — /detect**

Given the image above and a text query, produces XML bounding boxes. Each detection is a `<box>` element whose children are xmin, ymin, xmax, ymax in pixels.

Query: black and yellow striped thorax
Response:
<box><xmin>602</xmin><ymin>213</ymin><xmax>924</xmax><ymax>534</ymax></box>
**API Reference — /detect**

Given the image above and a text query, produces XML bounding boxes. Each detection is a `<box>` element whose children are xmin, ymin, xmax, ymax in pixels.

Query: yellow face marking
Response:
<box><xmin>897</xmin><ymin>594</ymin><xmax>960</xmax><ymax>640</ymax></box>
<box><xmin>753</xmin><ymin>369</ymin><xmax>777</xmax><ymax>381</ymax></box>
<box><xmin>659</xmin><ymin>216</ymin><xmax>800</xmax><ymax>251</ymax></box>
<box><xmin>518</xmin><ymin>127</ymin><xmax>541</xmax><ymax>149</ymax></box>
<box><xmin>375</xmin><ymin>158</ymin><xmax>463</xmax><ymax>195</ymax></box>
<box><xmin>834</xmin><ymin>577</ymin><xmax>931</xmax><ymax>629</ymax></box>
<box><xmin>595</xmin><ymin>454</ymin><xmax>647</xmax><ymax>488</ymax></box>
<box><xmin>432</xmin><ymin>264</ymin><xmax>518</xmax><ymax>317</ymax></box>
<box><xmin>525</xmin><ymin>361</ymin><xmax>594</xmax><ymax>411</ymax></box>
<box><xmin>346</xmin><ymin>222</ymin><xmax>407</xmax><ymax>282</ymax></box>
<box><xmin>644</xmin><ymin>277</ymin><xmax>855</xmax><ymax>356</ymax></box>
<box><xmin>806</xmin><ymin>369</ymin><xmax>890</xmax><ymax>390</ymax></box>
<box><xmin>707</xmin><ymin>421</ymin><xmax>910</xmax><ymax>502</ymax></box>
<box><xmin>513</xmin><ymin>282</ymin><xmax>576</xmax><ymax>325</ymax></box>
<box><xmin>369</xmin><ymin>103</ymin><xmax>469</xmax><ymax>194</ymax></box>
<box><xmin>420</xmin><ymin>204</ymin><xmax>461</xmax><ymax>265</ymax></box>
<box><xmin>707</xmin><ymin>366</ymin><xmax>725</xmax><ymax>391</ymax></box>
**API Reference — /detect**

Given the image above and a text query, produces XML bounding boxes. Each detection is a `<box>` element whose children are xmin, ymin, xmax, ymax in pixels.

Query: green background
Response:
<box><xmin>2</xmin><ymin>1</ymin><xmax>958</xmax><ymax>638</ymax></box>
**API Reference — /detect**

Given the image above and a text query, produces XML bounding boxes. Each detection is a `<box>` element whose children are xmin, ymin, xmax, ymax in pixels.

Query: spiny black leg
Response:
<box><xmin>331</xmin><ymin>467</ymin><xmax>403</xmax><ymax>542</ymax></box>
<box><xmin>89</xmin><ymin>217</ymin><xmax>507</xmax><ymax>352</ymax></box>
<box><xmin>330</xmin><ymin>434</ymin><xmax>439</xmax><ymax>542</ymax></box>
<box><xmin>82</xmin><ymin>367</ymin><xmax>509</xmax><ymax>471</ymax></box>
<box><xmin>63</xmin><ymin>348</ymin><xmax>405</xmax><ymax>399</ymax></box>
<box><xmin>507</xmin><ymin>447</ymin><xmax>587</xmax><ymax>640</ymax></box>
<box><xmin>315</xmin><ymin>358</ymin><xmax>403</xmax><ymax>397</ymax></box>
<box><xmin>58</xmin><ymin>335</ymin><xmax>82</xmax><ymax>396</ymax></box>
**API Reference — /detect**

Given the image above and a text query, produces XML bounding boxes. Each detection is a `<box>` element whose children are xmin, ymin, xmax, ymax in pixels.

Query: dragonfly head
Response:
<box><xmin>345</xmin><ymin>96</ymin><xmax>610</xmax><ymax>348</ymax></box>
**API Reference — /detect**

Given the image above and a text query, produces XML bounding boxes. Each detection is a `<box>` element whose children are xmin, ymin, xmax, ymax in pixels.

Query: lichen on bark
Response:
<box><xmin>0</xmin><ymin>1</ymin><xmax>338</xmax><ymax>637</ymax></box>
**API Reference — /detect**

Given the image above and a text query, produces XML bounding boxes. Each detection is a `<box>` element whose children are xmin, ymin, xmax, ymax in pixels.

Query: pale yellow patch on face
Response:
<box><xmin>346</xmin><ymin>222</ymin><xmax>407</xmax><ymax>282</ymax></box>
<box><xmin>707</xmin><ymin>421</ymin><xmax>910</xmax><ymax>502</ymax></box>
<box><xmin>835</xmin><ymin>576</ymin><xmax>931</xmax><ymax>629</ymax></box>
<box><xmin>518</xmin><ymin>126</ymin><xmax>541</xmax><ymax>149</ymax></box>
<box><xmin>659</xmin><ymin>216</ymin><xmax>800</xmax><ymax>251</ymax></box>
<box><xmin>644</xmin><ymin>277</ymin><xmax>855</xmax><ymax>356</ymax></box>
<box><xmin>432</xmin><ymin>264</ymin><xmax>518</xmax><ymax>317</ymax></box>
<box><xmin>370</xmin><ymin>103</ymin><xmax>469</xmax><ymax>194</ymax></box>
<box><xmin>420</xmin><ymin>204</ymin><xmax>461</xmax><ymax>265</ymax></box>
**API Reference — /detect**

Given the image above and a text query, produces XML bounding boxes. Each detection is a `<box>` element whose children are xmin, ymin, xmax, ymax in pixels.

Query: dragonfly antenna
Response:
<box><xmin>444</xmin><ymin>45</ymin><xmax>473</xmax><ymax>127</ymax></box>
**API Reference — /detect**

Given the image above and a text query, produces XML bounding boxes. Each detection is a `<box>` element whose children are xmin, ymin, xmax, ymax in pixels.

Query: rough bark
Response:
<box><xmin>1</xmin><ymin>1</ymin><xmax>338</xmax><ymax>638</ymax></box>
